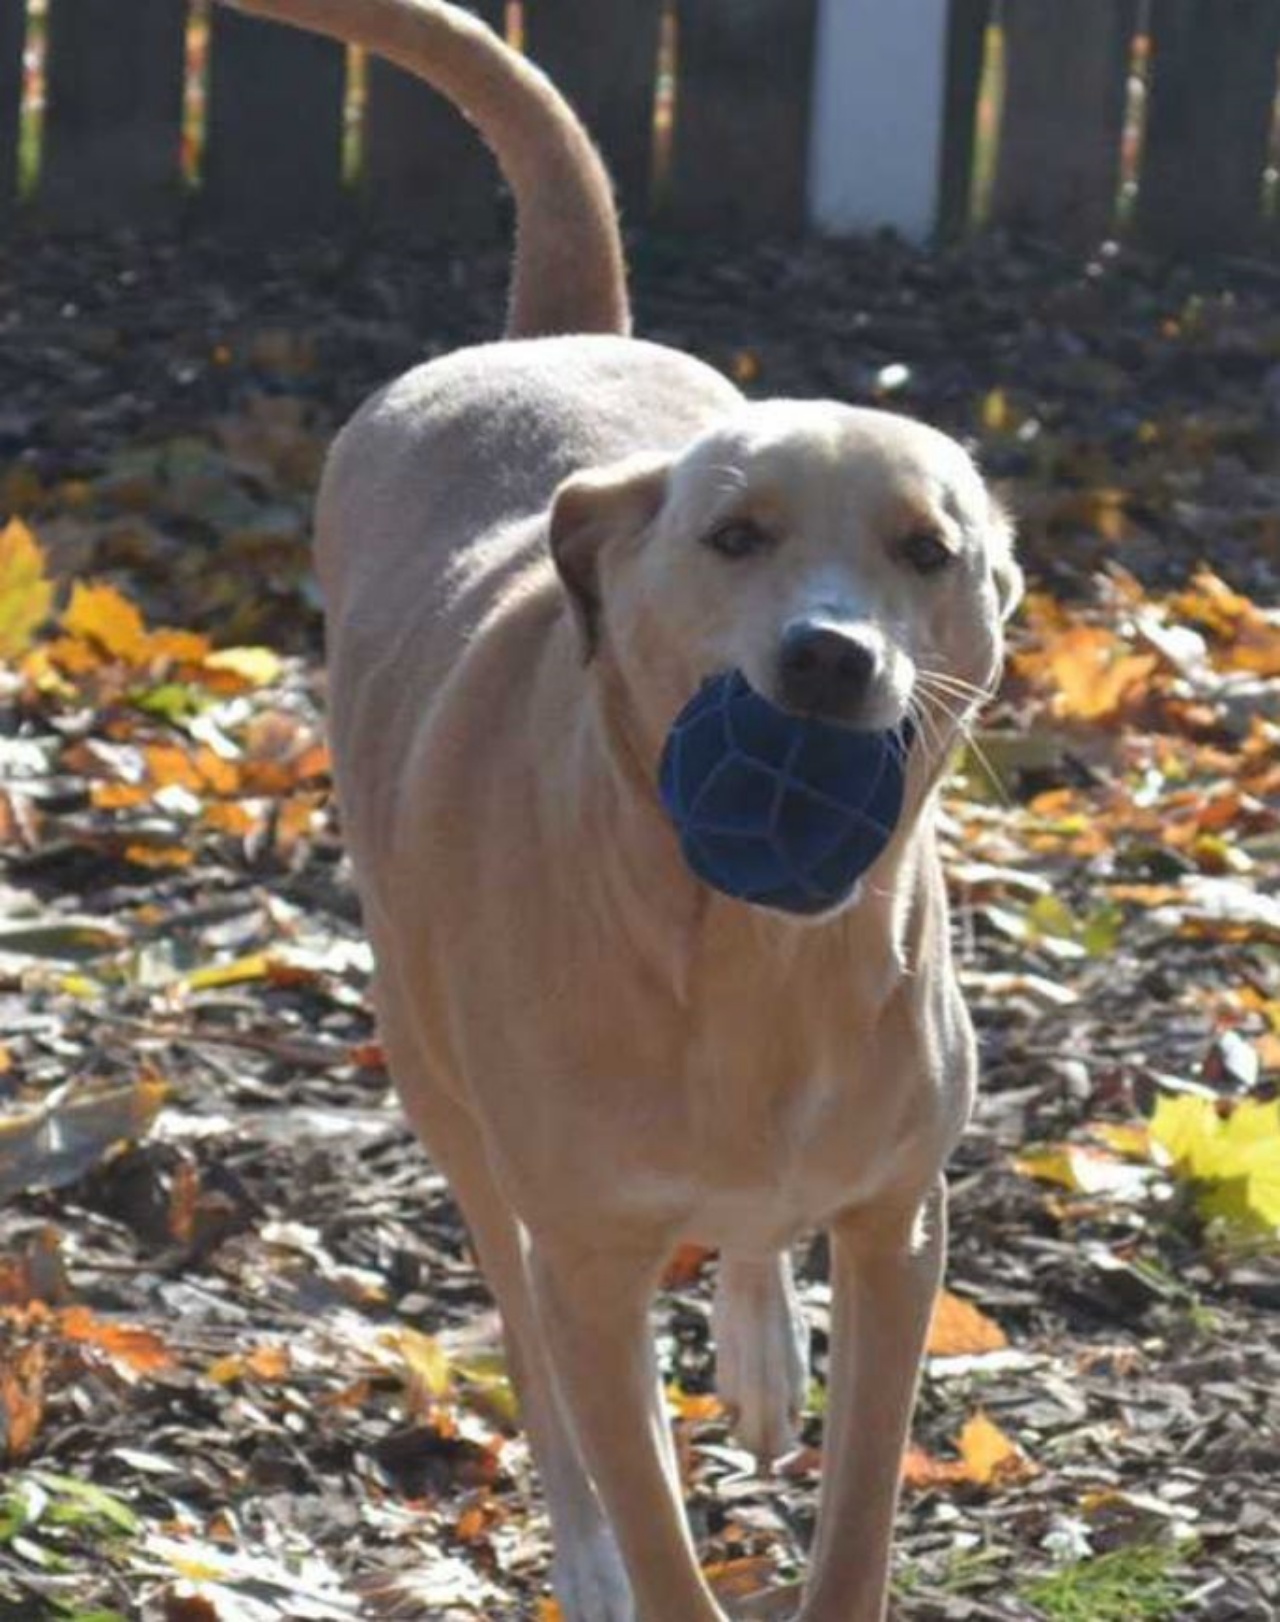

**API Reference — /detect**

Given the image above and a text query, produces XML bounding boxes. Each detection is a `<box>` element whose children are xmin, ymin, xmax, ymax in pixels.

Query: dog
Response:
<box><xmin>220</xmin><ymin>4</ymin><xmax>1022</xmax><ymax>1617</ymax></box>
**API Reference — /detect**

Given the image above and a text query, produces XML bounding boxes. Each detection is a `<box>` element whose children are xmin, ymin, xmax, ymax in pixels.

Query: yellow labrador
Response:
<box><xmin>221</xmin><ymin>4</ymin><xmax>1021</xmax><ymax>1618</ymax></box>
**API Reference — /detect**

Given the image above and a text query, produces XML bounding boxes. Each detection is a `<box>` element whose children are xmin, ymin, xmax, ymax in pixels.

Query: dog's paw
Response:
<box><xmin>713</xmin><ymin>1253</ymin><xmax>810</xmax><ymax>1467</ymax></box>
<box><xmin>551</xmin><ymin>1521</ymin><xmax>636</xmax><ymax>1622</ymax></box>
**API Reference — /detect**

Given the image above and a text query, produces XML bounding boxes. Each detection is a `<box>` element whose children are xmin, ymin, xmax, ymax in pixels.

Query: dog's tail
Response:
<box><xmin>218</xmin><ymin>0</ymin><xmax>629</xmax><ymax>338</ymax></box>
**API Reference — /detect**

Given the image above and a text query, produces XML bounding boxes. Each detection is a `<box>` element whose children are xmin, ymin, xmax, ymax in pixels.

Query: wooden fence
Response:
<box><xmin>0</xmin><ymin>0</ymin><xmax>1278</xmax><ymax>252</ymax></box>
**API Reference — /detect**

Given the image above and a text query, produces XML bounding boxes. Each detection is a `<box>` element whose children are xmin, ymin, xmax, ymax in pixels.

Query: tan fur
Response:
<box><xmin>217</xmin><ymin>4</ymin><xmax>1020</xmax><ymax>1618</ymax></box>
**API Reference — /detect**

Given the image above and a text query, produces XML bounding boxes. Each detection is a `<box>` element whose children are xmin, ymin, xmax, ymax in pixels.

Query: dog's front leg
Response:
<box><xmin>529</xmin><ymin>1236</ymin><xmax>729</xmax><ymax>1622</ymax></box>
<box><xmin>800</xmin><ymin>1179</ymin><xmax>946</xmax><ymax>1622</ymax></box>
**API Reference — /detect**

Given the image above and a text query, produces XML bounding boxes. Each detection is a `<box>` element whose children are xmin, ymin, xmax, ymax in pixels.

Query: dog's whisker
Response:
<box><xmin>915</xmin><ymin>684</ymin><xmax>1011</xmax><ymax>808</ymax></box>
<box><xmin>915</xmin><ymin>670</ymin><xmax>998</xmax><ymax>712</ymax></box>
<box><xmin>906</xmin><ymin>693</ymin><xmax>950</xmax><ymax>766</ymax></box>
<box><xmin>915</xmin><ymin>668</ymin><xmax>997</xmax><ymax>707</ymax></box>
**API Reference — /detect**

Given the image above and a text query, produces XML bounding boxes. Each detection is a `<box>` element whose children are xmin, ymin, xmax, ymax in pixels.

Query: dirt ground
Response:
<box><xmin>0</xmin><ymin>222</ymin><xmax>1278</xmax><ymax>1621</ymax></box>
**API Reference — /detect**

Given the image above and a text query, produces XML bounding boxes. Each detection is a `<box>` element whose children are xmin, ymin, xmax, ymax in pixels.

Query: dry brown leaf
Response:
<box><xmin>162</xmin><ymin>1596</ymin><xmax>222</xmax><ymax>1622</ymax></box>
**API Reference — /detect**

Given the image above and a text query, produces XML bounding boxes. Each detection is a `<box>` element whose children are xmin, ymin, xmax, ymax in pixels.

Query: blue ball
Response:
<box><xmin>658</xmin><ymin>670</ymin><xmax>912</xmax><ymax>915</ymax></box>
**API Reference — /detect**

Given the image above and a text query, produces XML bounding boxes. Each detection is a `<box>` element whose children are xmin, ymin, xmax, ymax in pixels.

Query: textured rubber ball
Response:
<box><xmin>658</xmin><ymin>670</ymin><xmax>912</xmax><ymax>915</ymax></box>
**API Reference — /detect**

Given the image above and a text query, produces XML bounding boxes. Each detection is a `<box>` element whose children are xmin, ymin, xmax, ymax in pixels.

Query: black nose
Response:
<box><xmin>777</xmin><ymin>622</ymin><xmax>878</xmax><ymax>718</ymax></box>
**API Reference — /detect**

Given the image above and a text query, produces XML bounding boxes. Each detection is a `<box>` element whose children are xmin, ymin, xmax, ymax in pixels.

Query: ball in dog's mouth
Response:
<box><xmin>658</xmin><ymin>670</ymin><xmax>912</xmax><ymax>915</ymax></box>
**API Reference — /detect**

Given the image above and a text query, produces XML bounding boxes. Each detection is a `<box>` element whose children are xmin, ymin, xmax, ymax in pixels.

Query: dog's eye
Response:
<box><xmin>704</xmin><ymin>519</ymin><xmax>772</xmax><ymax>560</ymax></box>
<box><xmin>899</xmin><ymin>530</ymin><xmax>954</xmax><ymax>575</ymax></box>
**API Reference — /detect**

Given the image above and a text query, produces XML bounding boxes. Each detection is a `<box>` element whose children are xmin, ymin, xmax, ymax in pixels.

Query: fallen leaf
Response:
<box><xmin>202</xmin><ymin>646</ymin><xmax>282</xmax><ymax>688</ymax></box>
<box><xmin>59</xmin><ymin>1305</ymin><xmax>177</xmax><ymax>1377</ymax></box>
<box><xmin>1014</xmin><ymin>1143</ymin><xmax>1151</xmax><ymax>1199</ymax></box>
<box><xmin>664</xmin><ymin>1242</ymin><xmax>715</xmax><ymax>1288</ymax></box>
<box><xmin>0</xmin><ymin>1341</ymin><xmax>46</xmax><ymax>1460</ymax></box>
<box><xmin>0</xmin><ymin>1078</ymin><xmax>168</xmax><ymax>1200</ymax></box>
<box><xmin>927</xmin><ymin>1290</ymin><xmax>1008</xmax><ymax>1356</ymax></box>
<box><xmin>62</xmin><ymin>580</ymin><xmax>150</xmax><ymax>665</ymax></box>
<box><xmin>0</xmin><ymin>519</ymin><xmax>54</xmax><ymax>661</ymax></box>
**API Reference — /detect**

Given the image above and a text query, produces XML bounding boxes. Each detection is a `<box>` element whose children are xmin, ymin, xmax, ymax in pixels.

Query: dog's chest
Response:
<box><xmin>673</xmin><ymin>966</ymin><xmax>950</xmax><ymax>1251</ymax></box>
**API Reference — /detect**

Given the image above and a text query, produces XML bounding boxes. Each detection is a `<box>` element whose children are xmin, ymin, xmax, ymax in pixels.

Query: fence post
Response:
<box><xmin>523</xmin><ymin>0</ymin><xmax>663</xmax><ymax>228</ymax></box>
<box><xmin>666</xmin><ymin>0</ymin><xmax>819</xmax><ymax>235</ymax></box>
<box><xmin>1138</xmin><ymin>0</ymin><xmax>1280</xmax><ymax>255</ymax></box>
<box><xmin>203</xmin><ymin>6</ymin><xmax>347</xmax><ymax>235</ymax></box>
<box><xmin>362</xmin><ymin>0</ymin><xmax>505</xmax><ymax>239</ymax></box>
<box><xmin>992</xmin><ymin>0</ymin><xmax>1136</xmax><ymax>244</ymax></box>
<box><xmin>0</xmin><ymin>0</ymin><xmax>24</xmax><ymax>223</ymax></box>
<box><xmin>807</xmin><ymin>0</ymin><xmax>950</xmax><ymax>241</ymax></box>
<box><xmin>40</xmin><ymin>0</ymin><xmax>189</xmax><ymax>228</ymax></box>
<box><xmin>936</xmin><ymin>0</ymin><xmax>992</xmax><ymax>241</ymax></box>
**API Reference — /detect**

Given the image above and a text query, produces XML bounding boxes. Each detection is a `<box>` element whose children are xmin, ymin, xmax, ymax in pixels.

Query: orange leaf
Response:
<box><xmin>901</xmin><ymin>1443</ymin><xmax>969</xmax><ymax>1489</ymax></box>
<box><xmin>454</xmin><ymin>1500</ymin><xmax>494</xmax><ymax>1545</ymax></box>
<box><xmin>0</xmin><ymin>518</ymin><xmax>54</xmax><ymax>662</ymax></box>
<box><xmin>143</xmin><ymin>744</ymin><xmax>205</xmax><ymax>792</ymax></box>
<box><xmin>705</xmin><ymin>1556</ymin><xmax>777</xmax><ymax>1600</ymax></box>
<box><xmin>62</xmin><ymin>580</ymin><xmax>150</xmax><ymax>664</ymax></box>
<box><xmin>59</xmin><ymin>1304</ymin><xmax>176</xmax><ymax>1376</ymax></box>
<box><xmin>245</xmin><ymin>1344</ymin><xmax>290</xmax><ymax>1380</ymax></box>
<box><xmin>92</xmin><ymin>782</ymin><xmax>151</xmax><ymax>810</ymax></box>
<box><xmin>903</xmin><ymin>1413</ymin><xmax>1035</xmax><ymax>1491</ymax></box>
<box><xmin>124</xmin><ymin>843</ymin><xmax>195</xmax><ymax>870</ymax></box>
<box><xmin>668</xmin><ymin>1387</ymin><xmax>725</xmax><ymax>1423</ymax></box>
<box><xmin>348</xmin><ymin>1041</ymin><xmax>386</xmax><ymax>1071</ymax></box>
<box><xmin>1046</xmin><ymin>625</ymin><xmax>1156</xmax><ymax>722</ymax></box>
<box><xmin>663</xmin><ymin>1242</ymin><xmax>715</xmax><ymax>1288</ymax></box>
<box><xmin>926</xmin><ymin>1289</ymin><xmax>1007</xmax><ymax>1357</ymax></box>
<box><xmin>201</xmin><ymin>801</ymin><xmax>258</xmax><ymax>837</ymax></box>
<box><xmin>958</xmin><ymin>1412</ymin><xmax>1035</xmax><ymax>1485</ymax></box>
<box><xmin>145</xmin><ymin>628</ymin><xmax>212</xmax><ymax>665</ymax></box>
<box><xmin>0</xmin><ymin>1340</ymin><xmax>46</xmax><ymax>1460</ymax></box>
<box><xmin>207</xmin><ymin>1343</ymin><xmax>291</xmax><ymax>1385</ymax></box>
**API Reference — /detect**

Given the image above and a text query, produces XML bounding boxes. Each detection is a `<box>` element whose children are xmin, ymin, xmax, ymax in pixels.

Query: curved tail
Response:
<box><xmin>219</xmin><ymin>0</ymin><xmax>629</xmax><ymax>338</ymax></box>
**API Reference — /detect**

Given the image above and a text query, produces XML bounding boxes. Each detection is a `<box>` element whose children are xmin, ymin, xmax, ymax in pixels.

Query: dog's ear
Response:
<box><xmin>988</xmin><ymin>493</ymin><xmax>1023</xmax><ymax>622</ymax></box>
<box><xmin>550</xmin><ymin>452</ymin><xmax>669</xmax><ymax>659</ymax></box>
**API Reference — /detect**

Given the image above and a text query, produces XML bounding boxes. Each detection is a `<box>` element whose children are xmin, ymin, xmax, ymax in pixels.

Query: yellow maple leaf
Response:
<box><xmin>1150</xmin><ymin>1095</ymin><xmax>1280</xmax><ymax>1235</ymax></box>
<box><xmin>62</xmin><ymin>580</ymin><xmax>150</xmax><ymax>665</ymax></box>
<box><xmin>0</xmin><ymin>519</ymin><xmax>54</xmax><ymax>662</ymax></box>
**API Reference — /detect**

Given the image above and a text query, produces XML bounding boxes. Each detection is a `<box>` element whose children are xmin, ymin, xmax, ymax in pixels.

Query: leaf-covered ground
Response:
<box><xmin>1</xmin><ymin>227</ymin><xmax>1278</xmax><ymax>1622</ymax></box>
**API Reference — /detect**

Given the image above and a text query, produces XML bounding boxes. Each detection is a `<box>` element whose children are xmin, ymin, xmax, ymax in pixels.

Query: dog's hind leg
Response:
<box><xmin>713</xmin><ymin>1251</ymin><xmax>810</xmax><ymax>1467</ymax></box>
<box><xmin>377</xmin><ymin>1003</ymin><xmax>634</xmax><ymax>1620</ymax></box>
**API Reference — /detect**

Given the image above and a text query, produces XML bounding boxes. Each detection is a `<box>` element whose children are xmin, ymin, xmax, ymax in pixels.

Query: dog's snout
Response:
<box><xmin>777</xmin><ymin>621</ymin><xmax>879</xmax><ymax>719</ymax></box>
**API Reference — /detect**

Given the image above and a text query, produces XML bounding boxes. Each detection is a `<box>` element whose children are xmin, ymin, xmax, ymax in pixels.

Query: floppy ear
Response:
<box><xmin>549</xmin><ymin>452</ymin><xmax>670</xmax><ymax>659</ymax></box>
<box><xmin>988</xmin><ymin>494</ymin><xmax>1023</xmax><ymax>622</ymax></box>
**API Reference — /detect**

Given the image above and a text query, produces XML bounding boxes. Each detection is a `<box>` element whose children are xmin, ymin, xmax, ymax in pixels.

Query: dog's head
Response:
<box><xmin>551</xmin><ymin>401</ymin><xmax>1020</xmax><ymax>757</ymax></box>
